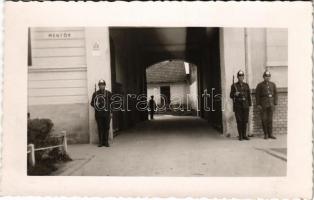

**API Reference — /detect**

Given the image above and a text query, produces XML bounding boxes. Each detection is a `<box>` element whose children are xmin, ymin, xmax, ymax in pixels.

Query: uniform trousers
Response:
<box><xmin>234</xmin><ymin>106</ymin><xmax>249</xmax><ymax>138</ymax></box>
<box><xmin>95</xmin><ymin>114</ymin><xmax>110</xmax><ymax>145</ymax></box>
<box><xmin>260</xmin><ymin>106</ymin><xmax>274</xmax><ymax>137</ymax></box>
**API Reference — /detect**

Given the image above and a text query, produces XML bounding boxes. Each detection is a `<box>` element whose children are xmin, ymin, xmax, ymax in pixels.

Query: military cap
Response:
<box><xmin>98</xmin><ymin>79</ymin><xmax>106</xmax><ymax>85</ymax></box>
<box><xmin>237</xmin><ymin>70</ymin><xmax>245</xmax><ymax>77</ymax></box>
<box><xmin>263</xmin><ymin>70</ymin><xmax>271</xmax><ymax>77</ymax></box>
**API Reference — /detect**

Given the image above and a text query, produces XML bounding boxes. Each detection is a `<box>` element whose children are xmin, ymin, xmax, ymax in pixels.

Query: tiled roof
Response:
<box><xmin>146</xmin><ymin>60</ymin><xmax>187</xmax><ymax>83</ymax></box>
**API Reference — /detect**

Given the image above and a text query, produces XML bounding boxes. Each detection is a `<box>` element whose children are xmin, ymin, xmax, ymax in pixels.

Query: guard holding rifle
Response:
<box><xmin>90</xmin><ymin>79</ymin><xmax>112</xmax><ymax>147</ymax></box>
<box><xmin>230</xmin><ymin>70</ymin><xmax>252</xmax><ymax>141</ymax></box>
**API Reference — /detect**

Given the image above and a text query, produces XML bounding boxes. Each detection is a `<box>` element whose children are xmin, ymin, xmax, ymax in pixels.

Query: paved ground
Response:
<box><xmin>54</xmin><ymin>115</ymin><xmax>287</xmax><ymax>177</ymax></box>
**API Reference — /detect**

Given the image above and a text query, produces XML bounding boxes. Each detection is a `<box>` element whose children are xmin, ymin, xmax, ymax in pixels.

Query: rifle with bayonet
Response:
<box><xmin>232</xmin><ymin>75</ymin><xmax>240</xmax><ymax>103</ymax></box>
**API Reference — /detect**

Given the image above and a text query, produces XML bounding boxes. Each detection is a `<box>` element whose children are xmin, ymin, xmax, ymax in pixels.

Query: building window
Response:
<box><xmin>266</xmin><ymin>28</ymin><xmax>288</xmax><ymax>67</ymax></box>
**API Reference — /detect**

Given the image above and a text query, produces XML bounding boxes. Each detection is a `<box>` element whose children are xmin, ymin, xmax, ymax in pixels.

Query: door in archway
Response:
<box><xmin>160</xmin><ymin>86</ymin><xmax>171</xmax><ymax>106</ymax></box>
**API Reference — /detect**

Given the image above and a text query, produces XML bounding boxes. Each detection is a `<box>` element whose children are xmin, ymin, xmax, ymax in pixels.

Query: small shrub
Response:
<box><xmin>27</xmin><ymin>118</ymin><xmax>54</xmax><ymax>146</ymax></box>
<box><xmin>27</xmin><ymin>118</ymin><xmax>72</xmax><ymax>175</ymax></box>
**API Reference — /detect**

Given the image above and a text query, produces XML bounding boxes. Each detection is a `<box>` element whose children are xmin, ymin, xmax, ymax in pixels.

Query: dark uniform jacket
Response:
<box><xmin>90</xmin><ymin>89</ymin><xmax>112</xmax><ymax>117</ymax></box>
<box><xmin>230</xmin><ymin>82</ymin><xmax>252</xmax><ymax>111</ymax></box>
<box><xmin>255</xmin><ymin>81</ymin><xmax>278</xmax><ymax>108</ymax></box>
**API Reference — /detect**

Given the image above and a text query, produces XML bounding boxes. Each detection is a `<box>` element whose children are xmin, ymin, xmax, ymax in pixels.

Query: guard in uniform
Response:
<box><xmin>230</xmin><ymin>70</ymin><xmax>252</xmax><ymax>141</ymax></box>
<box><xmin>90</xmin><ymin>79</ymin><xmax>112</xmax><ymax>147</ymax></box>
<box><xmin>255</xmin><ymin>70</ymin><xmax>277</xmax><ymax>139</ymax></box>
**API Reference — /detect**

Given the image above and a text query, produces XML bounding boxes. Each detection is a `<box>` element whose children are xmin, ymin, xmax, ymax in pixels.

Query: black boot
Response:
<box><xmin>268</xmin><ymin>133</ymin><xmax>276</xmax><ymax>139</ymax></box>
<box><xmin>268</xmin><ymin>126</ymin><xmax>276</xmax><ymax>139</ymax></box>
<box><xmin>243</xmin><ymin>135</ymin><xmax>250</xmax><ymax>140</ymax></box>
<box><xmin>98</xmin><ymin>136</ymin><xmax>103</xmax><ymax>147</ymax></box>
<box><xmin>262</xmin><ymin>123</ymin><xmax>268</xmax><ymax>139</ymax></box>
<box><xmin>237</xmin><ymin>124</ymin><xmax>242</xmax><ymax>141</ymax></box>
<box><xmin>242</xmin><ymin>123</ymin><xmax>250</xmax><ymax>140</ymax></box>
<box><xmin>103</xmin><ymin>143</ymin><xmax>110</xmax><ymax>147</ymax></box>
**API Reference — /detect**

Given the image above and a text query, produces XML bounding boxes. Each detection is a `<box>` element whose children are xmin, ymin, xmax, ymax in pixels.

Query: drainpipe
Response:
<box><xmin>244</xmin><ymin>28</ymin><xmax>254</xmax><ymax>136</ymax></box>
<box><xmin>244</xmin><ymin>28</ymin><xmax>249</xmax><ymax>83</ymax></box>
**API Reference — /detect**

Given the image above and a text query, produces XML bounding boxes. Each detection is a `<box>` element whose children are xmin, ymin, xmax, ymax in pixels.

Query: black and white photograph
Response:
<box><xmin>2</xmin><ymin>2</ymin><xmax>312</xmax><ymax>198</ymax></box>
<box><xmin>27</xmin><ymin>27</ymin><xmax>288</xmax><ymax>177</ymax></box>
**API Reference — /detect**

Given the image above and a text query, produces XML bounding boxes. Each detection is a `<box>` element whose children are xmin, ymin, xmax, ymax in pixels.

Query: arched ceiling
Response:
<box><xmin>146</xmin><ymin>60</ymin><xmax>188</xmax><ymax>84</ymax></box>
<box><xmin>135</xmin><ymin>28</ymin><xmax>207</xmax><ymax>67</ymax></box>
<box><xmin>110</xmin><ymin>27</ymin><xmax>217</xmax><ymax>68</ymax></box>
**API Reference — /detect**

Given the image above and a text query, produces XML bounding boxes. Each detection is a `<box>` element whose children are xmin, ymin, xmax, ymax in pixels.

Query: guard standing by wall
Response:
<box><xmin>90</xmin><ymin>79</ymin><xmax>112</xmax><ymax>147</ymax></box>
<box><xmin>148</xmin><ymin>95</ymin><xmax>156</xmax><ymax>120</ymax></box>
<box><xmin>230</xmin><ymin>70</ymin><xmax>252</xmax><ymax>141</ymax></box>
<box><xmin>255</xmin><ymin>70</ymin><xmax>278</xmax><ymax>139</ymax></box>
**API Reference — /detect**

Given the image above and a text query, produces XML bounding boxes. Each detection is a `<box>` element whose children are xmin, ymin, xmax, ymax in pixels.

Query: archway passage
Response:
<box><xmin>109</xmin><ymin>27</ymin><xmax>222</xmax><ymax>135</ymax></box>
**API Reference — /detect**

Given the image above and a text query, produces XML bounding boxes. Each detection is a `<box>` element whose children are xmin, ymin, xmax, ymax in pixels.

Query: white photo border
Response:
<box><xmin>2</xmin><ymin>1</ymin><xmax>313</xmax><ymax>198</ymax></box>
